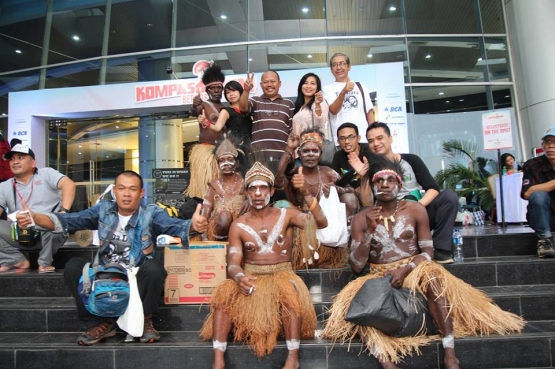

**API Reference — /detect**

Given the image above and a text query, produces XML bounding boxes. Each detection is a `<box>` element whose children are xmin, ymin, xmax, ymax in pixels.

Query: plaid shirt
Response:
<box><xmin>521</xmin><ymin>155</ymin><xmax>555</xmax><ymax>213</ymax></box>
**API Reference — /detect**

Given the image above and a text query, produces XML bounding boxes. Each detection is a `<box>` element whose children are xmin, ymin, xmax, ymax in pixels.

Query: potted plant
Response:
<box><xmin>434</xmin><ymin>139</ymin><xmax>496</xmax><ymax>212</ymax></box>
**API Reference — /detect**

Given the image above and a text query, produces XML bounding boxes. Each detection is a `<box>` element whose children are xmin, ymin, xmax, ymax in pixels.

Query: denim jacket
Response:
<box><xmin>51</xmin><ymin>199</ymin><xmax>192</xmax><ymax>266</ymax></box>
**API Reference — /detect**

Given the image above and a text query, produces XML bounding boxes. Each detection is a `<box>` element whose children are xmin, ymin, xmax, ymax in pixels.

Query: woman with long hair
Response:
<box><xmin>500</xmin><ymin>153</ymin><xmax>522</xmax><ymax>174</ymax></box>
<box><xmin>292</xmin><ymin>73</ymin><xmax>329</xmax><ymax>139</ymax></box>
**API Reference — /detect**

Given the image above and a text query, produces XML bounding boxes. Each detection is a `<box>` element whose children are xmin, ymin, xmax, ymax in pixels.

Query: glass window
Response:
<box><xmin>173</xmin><ymin>46</ymin><xmax>246</xmax><ymax>77</ymax></box>
<box><xmin>0</xmin><ymin>0</ymin><xmax>47</xmax><ymax>72</ymax></box>
<box><xmin>108</xmin><ymin>0</ymin><xmax>172</xmax><ymax>55</ymax></box>
<box><xmin>484</xmin><ymin>37</ymin><xmax>509</xmax><ymax>82</ymax></box>
<box><xmin>412</xmin><ymin>85</ymin><xmax>488</xmax><ymax>114</ymax></box>
<box><xmin>408</xmin><ymin>37</ymin><xmax>486</xmax><ymax>83</ymax></box>
<box><xmin>48</xmin><ymin>1</ymin><xmax>106</xmax><ymax>64</ymax></box>
<box><xmin>0</xmin><ymin>70</ymin><xmax>41</xmax><ymax>96</ymax></box>
<box><xmin>492</xmin><ymin>86</ymin><xmax>512</xmax><ymax>110</ymax></box>
<box><xmin>105</xmin><ymin>52</ymin><xmax>171</xmax><ymax>84</ymax></box>
<box><xmin>479</xmin><ymin>0</ymin><xmax>505</xmax><ymax>34</ymax></box>
<box><xmin>325</xmin><ymin>0</ymin><xmax>402</xmax><ymax>36</ymax></box>
<box><xmin>45</xmin><ymin>60</ymin><xmax>101</xmax><ymax>89</ymax></box>
<box><xmin>405</xmin><ymin>0</ymin><xmax>479</xmax><ymax>34</ymax></box>
<box><xmin>176</xmin><ymin>0</ymin><xmax>246</xmax><ymax>46</ymax></box>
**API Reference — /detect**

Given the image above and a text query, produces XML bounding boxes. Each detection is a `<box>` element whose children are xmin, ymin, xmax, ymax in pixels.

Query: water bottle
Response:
<box><xmin>453</xmin><ymin>228</ymin><xmax>464</xmax><ymax>263</ymax></box>
<box><xmin>502</xmin><ymin>166</ymin><xmax>507</xmax><ymax>176</ymax></box>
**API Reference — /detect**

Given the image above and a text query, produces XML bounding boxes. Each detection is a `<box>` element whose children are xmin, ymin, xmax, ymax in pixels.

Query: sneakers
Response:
<box><xmin>140</xmin><ymin>314</ymin><xmax>160</xmax><ymax>343</ymax></box>
<box><xmin>78</xmin><ymin>319</ymin><xmax>116</xmax><ymax>346</ymax></box>
<box><xmin>434</xmin><ymin>249</ymin><xmax>454</xmax><ymax>264</ymax></box>
<box><xmin>537</xmin><ymin>238</ymin><xmax>555</xmax><ymax>258</ymax></box>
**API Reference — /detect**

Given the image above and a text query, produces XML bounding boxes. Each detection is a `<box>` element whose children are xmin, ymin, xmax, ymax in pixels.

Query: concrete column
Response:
<box><xmin>139</xmin><ymin>117</ymin><xmax>184</xmax><ymax>203</ymax></box>
<box><xmin>505</xmin><ymin>0</ymin><xmax>555</xmax><ymax>156</ymax></box>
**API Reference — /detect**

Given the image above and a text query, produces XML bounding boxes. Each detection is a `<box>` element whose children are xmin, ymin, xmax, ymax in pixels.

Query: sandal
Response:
<box><xmin>38</xmin><ymin>265</ymin><xmax>56</xmax><ymax>274</ymax></box>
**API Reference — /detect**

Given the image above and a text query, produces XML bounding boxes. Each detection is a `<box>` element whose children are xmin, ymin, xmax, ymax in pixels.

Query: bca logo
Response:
<box><xmin>390</xmin><ymin>107</ymin><xmax>402</xmax><ymax>112</ymax></box>
<box><xmin>15</xmin><ymin>131</ymin><xmax>27</xmax><ymax>136</ymax></box>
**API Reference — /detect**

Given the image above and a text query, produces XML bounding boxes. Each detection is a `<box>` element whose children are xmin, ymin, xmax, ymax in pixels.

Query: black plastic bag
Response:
<box><xmin>345</xmin><ymin>276</ymin><xmax>436</xmax><ymax>337</ymax></box>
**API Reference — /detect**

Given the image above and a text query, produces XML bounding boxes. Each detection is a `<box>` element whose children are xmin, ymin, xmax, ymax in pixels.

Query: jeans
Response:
<box><xmin>527</xmin><ymin>191</ymin><xmax>555</xmax><ymax>239</ymax></box>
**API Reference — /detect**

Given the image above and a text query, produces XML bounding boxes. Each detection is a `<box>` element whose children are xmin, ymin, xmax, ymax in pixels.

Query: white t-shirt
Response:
<box><xmin>322</xmin><ymin>81</ymin><xmax>374</xmax><ymax>143</ymax></box>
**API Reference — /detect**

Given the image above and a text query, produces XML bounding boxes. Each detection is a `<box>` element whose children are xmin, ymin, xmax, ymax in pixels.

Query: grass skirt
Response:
<box><xmin>207</xmin><ymin>193</ymin><xmax>244</xmax><ymax>240</ymax></box>
<box><xmin>185</xmin><ymin>144</ymin><xmax>220</xmax><ymax>199</ymax></box>
<box><xmin>292</xmin><ymin>216</ymin><xmax>347</xmax><ymax>270</ymax></box>
<box><xmin>200</xmin><ymin>262</ymin><xmax>317</xmax><ymax>357</ymax></box>
<box><xmin>322</xmin><ymin>259</ymin><xmax>525</xmax><ymax>363</ymax></box>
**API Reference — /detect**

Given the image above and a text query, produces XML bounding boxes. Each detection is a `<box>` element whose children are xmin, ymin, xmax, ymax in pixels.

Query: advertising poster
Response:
<box><xmin>152</xmin><ymin>168</ymin><xmax>190</xmax><ymax>207</ymax></box>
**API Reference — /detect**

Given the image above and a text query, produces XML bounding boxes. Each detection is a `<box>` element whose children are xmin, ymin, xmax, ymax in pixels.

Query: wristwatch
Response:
<box><xmin>58</xmin><ymin>207</ymin><xmax>70</xmax><ymax>213</ymax></box>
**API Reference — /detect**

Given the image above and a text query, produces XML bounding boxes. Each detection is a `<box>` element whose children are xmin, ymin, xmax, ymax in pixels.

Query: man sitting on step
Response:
<box><xmin>322</xmin><ymin>157</ymin><xmax>525</xmax><ymax>368</ymax></box>
<box><xmin>16</xmin><ymin>170</ymin><xmax>207</xmax><ymax>346</ymax></box>
<box><xmin>200</xmin><ymin>161</ymin><xmax>327</xmax><ymax>369</ymax></box>
<box><xmin>521</xmin><ymin>126</ymin><xmax>555</xmax><ymax>258</ymax></box>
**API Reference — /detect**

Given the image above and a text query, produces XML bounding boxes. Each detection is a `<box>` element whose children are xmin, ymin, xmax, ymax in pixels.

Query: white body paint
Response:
<box><xmin>236</xmin><ymin>208</ymin><xmax>287</xmax><ymax>254</ymax></box>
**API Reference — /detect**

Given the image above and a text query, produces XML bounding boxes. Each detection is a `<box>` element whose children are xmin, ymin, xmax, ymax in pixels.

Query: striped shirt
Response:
<box><xmin>249</xmin><ymin>95</ymin><xmax>295</xmax><ymax>156</ymax></box>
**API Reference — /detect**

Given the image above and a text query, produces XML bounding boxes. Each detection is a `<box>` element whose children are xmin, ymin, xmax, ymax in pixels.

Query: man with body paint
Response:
<box><xmin>200</xmin><ymin>161</ymin><xmax>327</xmax><ymax>369</ymax></box>
<box><xmin>323</xmin><ymin>158</ymin><xmax>524</xmax><ymax>368</ymax></box>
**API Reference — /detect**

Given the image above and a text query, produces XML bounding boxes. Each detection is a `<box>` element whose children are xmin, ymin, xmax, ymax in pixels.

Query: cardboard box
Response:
<box><xmin>164</xmin><ymin>241</ymin><xmax>227</xmax><ymax>304</ymax></box>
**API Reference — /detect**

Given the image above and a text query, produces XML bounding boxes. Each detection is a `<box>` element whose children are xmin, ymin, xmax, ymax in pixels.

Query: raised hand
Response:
<box><xmin>287</xmin><ymin>132</ymin><xmax>300</xmax><ymax>151</ymax></box>
<box><xmin>291</xmin><ymin>166</ymin><xmax>308</xmax><ymax>195</ymax></box>
<box><xmin>314</xmin><ymin>91</ymin><xmax>324</xmax><ymax>104</ymax></box>
<box><xmin>192</xmin><ymin>93</ymin><xmax>202</xmax><ymax>107</ymax></box>
<box><xmin>191</xmin><ymin>203</ymin><xmax>208</xmax><ymax>233</ymax></box>
<box><xmin>342</xmin><ymin>78</ymin><xmax>355</xmax><ymax>94</ymax></box>
<box><xmin>243</xmin><ymin>72</ymin><xmax>255</xmax><ymax>92</ymax></box>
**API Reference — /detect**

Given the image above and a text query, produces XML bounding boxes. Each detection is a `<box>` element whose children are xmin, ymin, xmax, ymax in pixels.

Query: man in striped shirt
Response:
<box><xmin>240</xmin><ymin>70</ymin><xmax>295</xmax><ymax>172</ymax></box>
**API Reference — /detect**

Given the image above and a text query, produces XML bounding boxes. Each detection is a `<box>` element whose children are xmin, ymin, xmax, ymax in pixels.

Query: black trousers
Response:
<box><xmin>64</xmin><ymin>257</ymin><xmax>167</xmax><ymax>328</ymax></box>
<box><xmin>426</xmin><ymin>189</ymin><xmax>459</xmax><ymax>251</ymax></box>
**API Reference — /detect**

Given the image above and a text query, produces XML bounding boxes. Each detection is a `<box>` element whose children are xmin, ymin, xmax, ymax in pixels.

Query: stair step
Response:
<box><xmin>0</xmin><ymin>322</ymin><xmax>554</xmax><ymax>369</ymax></box>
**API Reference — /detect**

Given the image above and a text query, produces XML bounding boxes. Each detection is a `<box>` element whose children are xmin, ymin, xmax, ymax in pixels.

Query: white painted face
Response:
<box><xmin>373</xmin><ymin>173</ymin><xmax>401</xmax><ymax>199</ymax></box>
<box><xmin>218</xmin><ymin>155</ymin><xmax>236</xmax><ymax>173</ymax></box>
<box><xmin>247</xmin><ymin>180</ymin><xmax>271</xmax><ymax>209</ymax></box>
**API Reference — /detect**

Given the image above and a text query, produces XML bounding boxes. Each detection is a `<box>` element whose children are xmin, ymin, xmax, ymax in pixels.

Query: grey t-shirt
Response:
<box><xmin>0</xmin><ymin>167</ymin><xmax>65</xmax><ymax>213</ymax></box>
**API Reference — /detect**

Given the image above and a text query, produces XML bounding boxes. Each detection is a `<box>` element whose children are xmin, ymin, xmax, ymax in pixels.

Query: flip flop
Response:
<box><xmin>0</xmin><ymin>260</ymin><xmax>31</xmax><ymax>274</ymax></box>
<box><xmin>38</xmin><ymin>265</ymin><xmax>56</xmax><ymax>274</ymax></box>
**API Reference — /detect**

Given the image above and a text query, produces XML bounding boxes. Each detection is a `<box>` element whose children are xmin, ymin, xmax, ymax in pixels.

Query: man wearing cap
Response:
<box><xmin>0</xmin><ymin>144</ymin><xmax>76</xmax><ymax>273</ymax></box>
<box><xmin>521</xmin><ymin>127</ymin><xmax>555</xmax><ymax>258</ymax></box>
<box><xmin>200</xmin><ymin>161</ymin><xmax>327</xmax><ymax>369</ymax></box>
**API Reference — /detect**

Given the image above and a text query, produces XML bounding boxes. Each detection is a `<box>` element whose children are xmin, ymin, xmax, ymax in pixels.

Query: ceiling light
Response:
<box><xmin>478</xmin><ymin>57</ymin><xmax>483</xmax><ymax>61</ymax></box>
<box><xmin>146</xmin><ymin>23</ymin><xmax>153</xmax><ymax>27</ymax></box>
<box><xmin>15</xmin><ymin>50</ymin><xmax>21</xmax><ymax>54</ymax></box>
<box><xmin>446</xmin><ymin>100</ymin><xmax>450</xmax><ymax>103</ymax></box>
<box><xmin>505</xmin><ymin>95</ymin><xmax>510</xmax><ymax>98</ymax></box>
<box><xmin>115</xmin><ymin>125</ymin><xmax>120</xmax><ymax>129</ymax></box>
<box><xmin>78</xmin><ymin>152</ymin><xmax>82</xmax><ymax>155</ymax></box>
<box><xmin>72</xmin><ymin>35</ymin><xmax>80</xmax><ymax>41</ymax></box>
<box><xmin>307</xmin><ymin>54</ymin><xmax>312</xmax><ymax>58</ymax></box>
<box><xmin>220</xmin><ymin>14</ymin><xmax>227</xmax><ymax>19</ymax></box>
<box><xmin>248</xmin><ymin>58</ymin><xmax>253</xmax><ymax>61</ymax></box>
<box><xmin>367</xmin><ymin>54</ymin><xmax>373</xmax><ymax>58</ymax></box>
<box><xmin>389</xmin><ymin>6</ymin><xmax>397</xmax><ymax>11</ymax></box>
<box><xmin>1</xmin><ymin>113</ymin><xmax>6</xmax><ymax>116</ymax></box>
<box><xmin>425</xmin><ymin>54</ymin><xmax>431</xmax><ymax>59</ymax></box>
<box><xmin>302</xmin><ymin>7</ymin><xmax>309</xmax><ymax>13</ymax></box>
<box><xmin>78</xmin><ymin>145</ymin><xmax>82</xmax><ymax>148</ymax></box>
<box><xmin>439</xmin><ymin>92</ymin><xmax>445</xmax><ymax>95</ymax></box>
<box><xmin>459</xmin><ymin>99</ymin><xmax>464</xmax><ymax>102</ymax></box>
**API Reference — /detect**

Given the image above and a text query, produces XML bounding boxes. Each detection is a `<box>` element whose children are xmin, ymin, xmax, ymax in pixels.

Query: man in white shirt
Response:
<box><xmin>322</xmin><ymin>53</ymin><xmax>375</xmax><ymax>144</ymax></box>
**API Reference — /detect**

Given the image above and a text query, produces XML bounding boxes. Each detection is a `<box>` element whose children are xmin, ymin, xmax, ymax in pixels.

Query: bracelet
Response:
<box><xmin>58</xmin><ymin>207</ymin><xmax>70</xmax><ymax>213</ymax></box>
<box><xmin>307</xmin><ymin>197</ymin><xmax>318</xmax><ymax>212</ymax></box>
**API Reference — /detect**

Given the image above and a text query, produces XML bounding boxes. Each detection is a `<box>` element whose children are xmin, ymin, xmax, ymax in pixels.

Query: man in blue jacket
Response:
<box><xmin>17</xmin><ymin>170</ymin><xmax>207</xmax><ymax>345</ymax></box>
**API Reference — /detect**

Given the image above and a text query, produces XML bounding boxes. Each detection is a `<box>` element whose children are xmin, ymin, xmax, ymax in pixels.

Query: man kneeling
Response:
<box><xmin>200</xmin><ymin>162</ymin><xmax>327</xmax><ymax>369</ymax></box>
<box><xmin>322</xmin><ymin>160</ymin><xmax>524</xmax><ymax>368</ymax></box>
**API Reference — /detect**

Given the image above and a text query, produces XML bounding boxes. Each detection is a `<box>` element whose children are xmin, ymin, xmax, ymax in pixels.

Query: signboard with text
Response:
<box><xmin>482</xmin><ymin>111</ymin><xmax>513</xmax><ymax>150</ymax></box>
<box><xmin>152</xmin><ymin>168</ymin><xmax>190</xmax><ymax>207</ymax></box>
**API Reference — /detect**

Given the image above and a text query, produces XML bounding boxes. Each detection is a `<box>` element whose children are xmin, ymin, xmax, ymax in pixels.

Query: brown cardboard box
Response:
<box><xmin>164</xmin><ymin>241</ymin><xmax>227</xmax><ymax>304</ymax></box>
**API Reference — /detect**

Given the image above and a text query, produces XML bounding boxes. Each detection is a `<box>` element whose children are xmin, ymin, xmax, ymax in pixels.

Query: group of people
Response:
<box><xmin>6</xmin><ymin>52</ymin><xmax>548</xmax><ymax>369</ymax></box>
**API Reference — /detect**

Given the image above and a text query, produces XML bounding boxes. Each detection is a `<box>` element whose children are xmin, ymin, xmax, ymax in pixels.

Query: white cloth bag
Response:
<box><xmin>117</xmin><ymin>266</ymin><xmax>144</xmax><ymax>337</ymax></box>
<box><xmin>315</xmin><ymin>186</ymin><xmax>349</xmax><ymax>247</ymax></box>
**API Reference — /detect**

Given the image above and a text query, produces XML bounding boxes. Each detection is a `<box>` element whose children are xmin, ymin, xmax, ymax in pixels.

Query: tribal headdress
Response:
<box><xmin>299</xmin><ymin>129</ymin><xmax>324</xmax><ymax>149</ymax></box>
<box><xmin>214</xmin><ymin>138</ymin><xmax>240</xmax><ymax>159</ymax></box>
<box><xmin>202</xmin><ymin>63</ymin><xmax>225</xmax><ymax>89</ymax></box>
<box><xmin>371</xmin><ymin>169</ymin><xmax>403</xmax><ymax>185</ymax></box>
<box><xmin>245</xmin><ymin>161</ymin><xmax>274</xmax><ymax>187</ymax></box>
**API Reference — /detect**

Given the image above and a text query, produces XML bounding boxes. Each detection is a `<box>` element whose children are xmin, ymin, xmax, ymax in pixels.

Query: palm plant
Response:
<box><xmin>434</xmin><ymin>140</ymin><xmax>496</xmax><ymax>211</ymax></box>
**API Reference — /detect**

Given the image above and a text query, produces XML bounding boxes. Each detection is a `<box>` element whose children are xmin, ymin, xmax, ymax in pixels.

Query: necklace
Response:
<box><xmin>377</xmin><ymin>200</ymin><xmax>399</xmax><ymax>231</ymax></box>
<box><xmin>218</xmin><ymin>173</ymin><xmax>242</xmax><ymax>206</ymax></box>
<box><xmin>304</xmin><ymin>166</ymin><xmax>321</xmax><ymax>185</ymax></box>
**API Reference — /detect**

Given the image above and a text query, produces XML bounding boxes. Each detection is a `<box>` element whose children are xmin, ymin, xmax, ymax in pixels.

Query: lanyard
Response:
<box><xmin>13</xmin><ymin>175</ymin><xmax>34</xmax><ymax>206</ymax></box>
